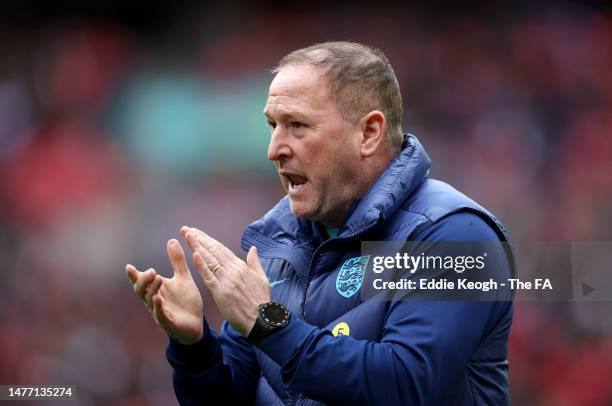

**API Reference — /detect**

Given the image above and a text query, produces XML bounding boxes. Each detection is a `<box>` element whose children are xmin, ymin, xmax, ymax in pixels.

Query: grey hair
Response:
<box><xmin>273</xmin><ymin>41</ymin><xmax>403</xmax><ymax>150</ymax></box>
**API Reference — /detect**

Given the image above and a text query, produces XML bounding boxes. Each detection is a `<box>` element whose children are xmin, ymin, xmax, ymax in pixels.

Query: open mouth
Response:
<box><xmin>285</xmin><ymin>173</ymin><xmax>309</xmax><ymax>191</ymax></box>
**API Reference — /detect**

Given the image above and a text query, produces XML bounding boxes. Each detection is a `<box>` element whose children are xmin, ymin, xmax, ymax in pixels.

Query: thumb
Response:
<box><xmin>246</xmin><ymin>246</ymin><xmax>265</xmax><ymax>276</ymax></box>
<box><xmin>167</xmin><ymin>239</ymin><xmax>191</xmax><ymax>280</ymax></box>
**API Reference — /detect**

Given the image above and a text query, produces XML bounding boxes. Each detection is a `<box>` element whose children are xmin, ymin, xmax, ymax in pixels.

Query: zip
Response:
<box><xmin>255</xmin><ymin>218</ymin><xmax>377</xmax><ymax>406</ymax></box>
<box><xmin>299</xmin><ymin>219</ymin><xmax>377</xmax><ymax>319</ymax></box>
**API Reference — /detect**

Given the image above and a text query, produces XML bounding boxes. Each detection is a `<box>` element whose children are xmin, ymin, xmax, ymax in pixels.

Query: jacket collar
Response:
<box><xmin>241</xmin><ymin>134</ymin><xmax>430</xmax><ymax>250</ymax></box>
<box><xmin>342</xmin><ymin>134</ymin><xmax>430</xmax><ymax>235</ymax></box>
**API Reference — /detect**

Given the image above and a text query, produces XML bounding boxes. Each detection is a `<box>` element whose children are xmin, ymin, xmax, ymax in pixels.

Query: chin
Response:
<box><xmin>289</xmin><ymin>200</ymin><xmax>319</xmax><ymax>221</ymax></box>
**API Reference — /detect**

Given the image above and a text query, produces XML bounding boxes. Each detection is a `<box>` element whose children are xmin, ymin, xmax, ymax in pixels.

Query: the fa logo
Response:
<box><xmin>336</xmin><ymin>256</ymin><xmax>370</xmax><ymax>298</ymax></box>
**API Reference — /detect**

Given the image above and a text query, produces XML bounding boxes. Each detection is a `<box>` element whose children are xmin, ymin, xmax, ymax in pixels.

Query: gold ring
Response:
<box><xmin>211</xmin><ymin>263</ymin><xmax>222</xmax><ymax>273</ymax></box>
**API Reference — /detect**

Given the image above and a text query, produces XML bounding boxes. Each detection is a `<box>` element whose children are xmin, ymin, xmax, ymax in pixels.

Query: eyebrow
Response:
<box><xmin>262</xmin><ymin>109</ymin><xmax>306</xmax><ymax>122</ymax></box>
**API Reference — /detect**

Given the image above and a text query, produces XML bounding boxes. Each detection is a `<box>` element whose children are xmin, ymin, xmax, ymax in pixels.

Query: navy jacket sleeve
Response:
<box><xmin>166</xmin><ymin>318</ymin><xmax>260</xmax><ymax>405</ymax></box>
<box><xmin>257</xmin><ymin>212</ymin><xmax>513</xmax><ymax>405</ymax></box>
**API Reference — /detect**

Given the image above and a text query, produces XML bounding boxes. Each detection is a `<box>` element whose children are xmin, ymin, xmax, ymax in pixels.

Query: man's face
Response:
<box><xmin>264</xmin><ymin>65</ymin><xmax>362</xmax><ymax>226</ymax></box>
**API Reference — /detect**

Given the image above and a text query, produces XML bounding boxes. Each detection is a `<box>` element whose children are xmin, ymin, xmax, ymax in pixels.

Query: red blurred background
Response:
<box><xmin>0</xmin><ymin>1</ymin><xmax>611</xmax><ymax>405</ymax></box>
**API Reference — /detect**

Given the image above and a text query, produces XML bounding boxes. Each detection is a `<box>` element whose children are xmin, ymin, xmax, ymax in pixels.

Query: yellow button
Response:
<box><xmin>332</xmin><ymin>322</ymin><xmax>350</xmax><ymax>337</ymax></box>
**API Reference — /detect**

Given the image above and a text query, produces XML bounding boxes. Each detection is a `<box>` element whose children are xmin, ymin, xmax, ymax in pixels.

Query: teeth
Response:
<box><xmin>287</xmin><ymin>174</ymin><xmax>308</xmax><ymax>188</ymax></box>
<box><xmin>290</xmin><ymin>181</ymin><xmax>306</xmax><ymax>190</ymax></box>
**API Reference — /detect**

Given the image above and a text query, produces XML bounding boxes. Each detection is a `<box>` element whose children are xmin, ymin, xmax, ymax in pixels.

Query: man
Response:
<box><xmin>126</xmin><ymin>42</ymin><xmax>513</xmax><ymax>405</ymax></box>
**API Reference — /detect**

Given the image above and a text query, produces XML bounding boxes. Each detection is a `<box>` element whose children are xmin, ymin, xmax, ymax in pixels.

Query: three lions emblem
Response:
<box><xmin>335</xmin><ymin>255</ymin><xmax>370</xmax><ymax>298</ymax></box>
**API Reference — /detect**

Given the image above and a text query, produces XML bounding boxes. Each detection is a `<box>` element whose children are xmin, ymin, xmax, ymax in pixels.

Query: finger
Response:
<box><xmin>185</xmin><ymin>230</ymin><xmax>221</xmax><ymax>267</ymax></box>
<box><xmin>246</xmin><ymin>246</ymin><xmax>266</xmax><ymax>277</ymax></box>
<box><xmin>167</xmin><ymin>239</ymin><xmax>190</xmax><ymax>279</ymax></box>
<box><xmin>194</xmin><ymin>243</ymin><xmax>225</xmax><ymax>277</ymax></box>
<box><xmin>145</xmin><ymin>275</ymin><xmax>163</xmax><ymax>309</ymax></box>
<box><xmin>125</xmin><ymin>264</ymin><xmax>140</xmax><ymax>284</ymax></box>
<box><xmin>193</xmin><ymin>251</ymin><xmax>220</xmax><ymax>291</ymax></box>
<box><xmin>180</xmin><ymin>226</ymin><xmax>191</xmax><ymax>238</ymax></box>
<box><xmin>209</xmin><ymin>237</ymin><xmax>237</xmax><ymax>264</ymax></box>
<box><xmin>152</xmin><ymin>295</ymin><xmax>169</xmax><ymax>325</ymax></box>
<box><xmin>133</xmin><ymin>268</ymin><xmax>157</xmax><ymax>299</ymax></box>
<box><xmin>188</xmin><ymin>229</ymin><xmax>236</xmax><ymax>265</ymax></box>
<box><xmin>184</xmin><ymin>230</ymin><xmax>202</xmax><ymax>254</ymax></box>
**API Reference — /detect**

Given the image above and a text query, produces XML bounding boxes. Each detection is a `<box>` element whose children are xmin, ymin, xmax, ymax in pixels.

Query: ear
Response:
<box><xmin>358</xmin><ymin>110</ymin><xmax>386</xmax><ymax>158</ymax></box>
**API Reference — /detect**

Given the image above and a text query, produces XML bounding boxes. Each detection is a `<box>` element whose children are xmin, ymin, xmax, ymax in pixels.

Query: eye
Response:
<box><xmin>267</xmin><ymin>121</ymin><xmax>277</xmax><ymax>129</ymax></box>
<box><xmin>290</xmin><ymin>121</ymin><xmax>307</xmax><ymax>129</ymax></box>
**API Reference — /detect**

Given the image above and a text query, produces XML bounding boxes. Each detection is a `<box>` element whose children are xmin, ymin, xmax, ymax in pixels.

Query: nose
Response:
<box><xmin>267</xmin><ymin>126</ymin><xmax>293</xmax><ymax>162</ymax></box>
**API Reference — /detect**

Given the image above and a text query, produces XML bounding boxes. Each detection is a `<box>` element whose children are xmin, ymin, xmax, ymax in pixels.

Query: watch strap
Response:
<box><xmin>247</xmin><ymin>315</ymin><xmax>269</xmax><ymax>346</ymax></box>
<box><xmin>247</xmin><ymin>302</ymin><xmax>290</xmax><ymax>346</ymax></box>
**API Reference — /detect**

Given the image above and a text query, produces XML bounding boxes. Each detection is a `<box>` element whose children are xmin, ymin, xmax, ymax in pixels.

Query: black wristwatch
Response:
<box><xmin>248</xmin><ymin>301</ymin><xmax>290</xmax><ymax>346</ymax></box>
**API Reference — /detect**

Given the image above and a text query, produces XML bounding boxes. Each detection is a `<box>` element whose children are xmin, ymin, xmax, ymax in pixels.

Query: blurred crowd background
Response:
<box><xmin>1</xmin><ymin>1</ymin><xmax>611</xmax><ymax>405</ymax></box>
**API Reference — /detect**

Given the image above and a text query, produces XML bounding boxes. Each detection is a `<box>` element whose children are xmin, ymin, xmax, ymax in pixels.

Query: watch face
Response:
<box><xmin>261</xmin><ymin>302</ymin><xmax>289</xmax><ymax>327</ymax></box>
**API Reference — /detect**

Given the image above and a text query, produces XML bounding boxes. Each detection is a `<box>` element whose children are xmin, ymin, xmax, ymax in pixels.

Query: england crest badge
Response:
<box><xmin>336</xmin><ymin>255</ymin><xmax>370</xmax><ymax>298</ymax></box>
